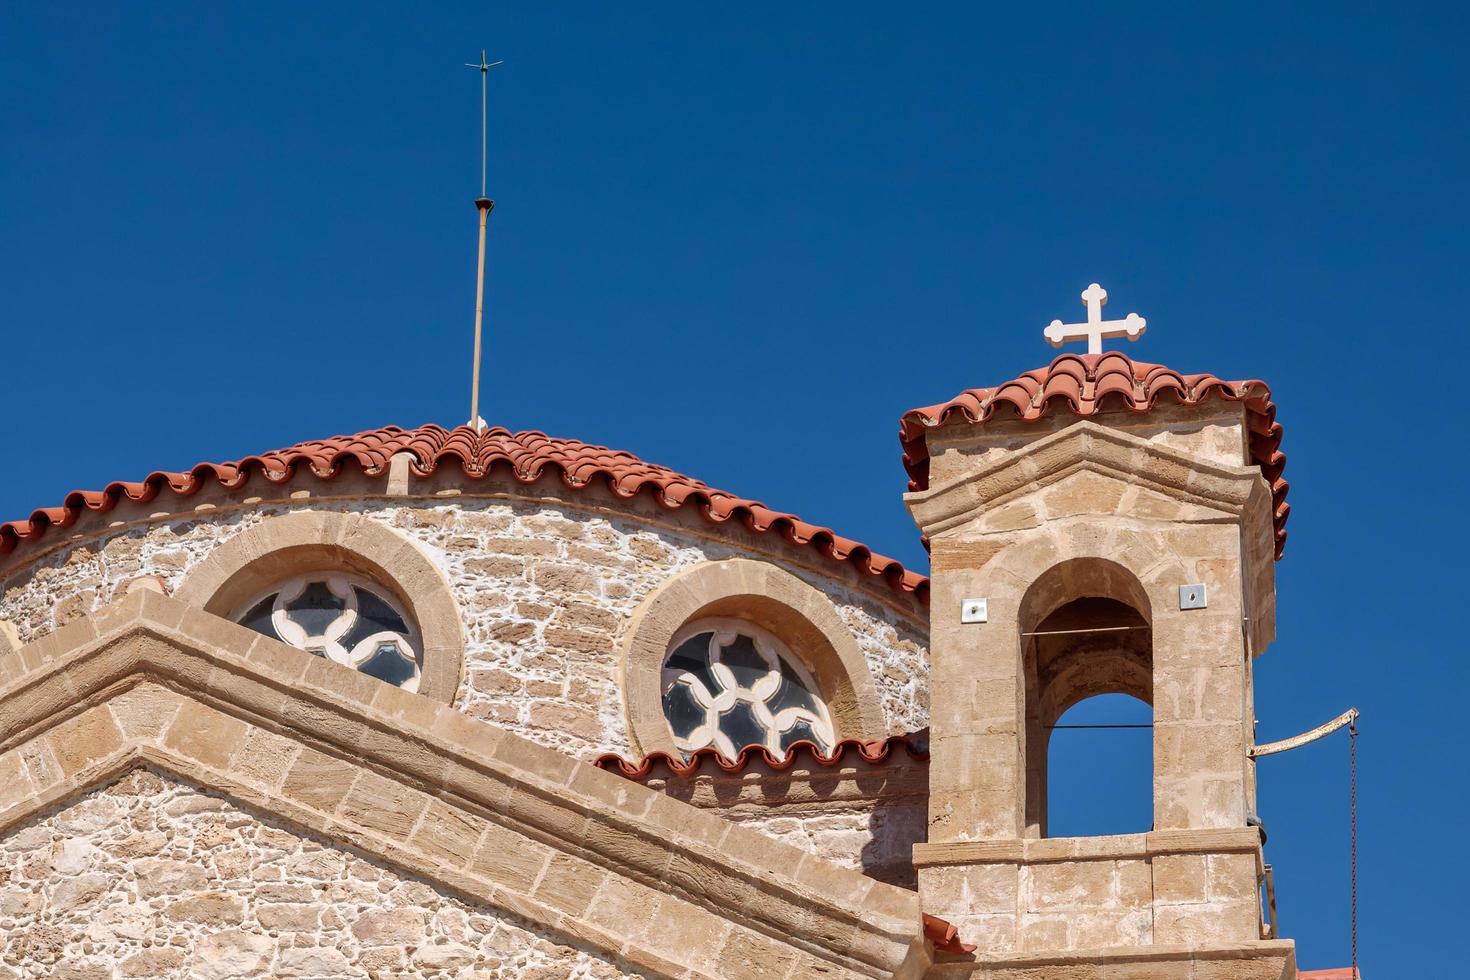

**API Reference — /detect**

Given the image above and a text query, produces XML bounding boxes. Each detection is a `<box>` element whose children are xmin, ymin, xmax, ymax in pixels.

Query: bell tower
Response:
<box><xmin>903</xmin><ymin>287</ymin><xmax>1297</xmax><ymax>976</ymax></box>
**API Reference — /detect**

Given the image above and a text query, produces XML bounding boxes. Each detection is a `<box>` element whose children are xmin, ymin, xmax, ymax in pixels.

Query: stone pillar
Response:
<box><xmin>1145</xmin><ymin>524</ymin><xmax>1252</xmax><ymax>832</ymax></box>
<box><xmin>927</xmin><ymin>538</ymin><xmax>1026</xmax><ymax>845</ymax></box>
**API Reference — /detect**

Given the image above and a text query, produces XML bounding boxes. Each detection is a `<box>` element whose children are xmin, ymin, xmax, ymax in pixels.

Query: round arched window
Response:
<box><xmin>661</xmin><ymin>618</ymin><xmax>836</xmax><ymax>758</ymax></box>
<box><xmin>233</xmin><ymin>573</ymin><xmax>423</xmax><ymax>693</ymax></box>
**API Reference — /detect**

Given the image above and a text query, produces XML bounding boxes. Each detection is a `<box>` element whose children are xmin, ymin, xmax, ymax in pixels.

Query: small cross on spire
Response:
<box><xmin>1043</xmin><ymin>283</ymin><xmax>1147</xmax><ymax>355</ymax></box>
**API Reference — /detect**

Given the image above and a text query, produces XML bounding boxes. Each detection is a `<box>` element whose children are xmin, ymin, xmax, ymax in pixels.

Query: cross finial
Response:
<box><xmin>1043</xmin><ymin>282</ymin><xmax>1147</xmax><ymax>355</ymax></box>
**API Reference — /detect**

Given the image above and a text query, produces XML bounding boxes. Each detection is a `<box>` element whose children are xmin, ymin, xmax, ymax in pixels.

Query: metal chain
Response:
<box><xmin>1349</xmin><ymin>719</ymin><xmax>1358</xmax><ymax>978</ymax></box>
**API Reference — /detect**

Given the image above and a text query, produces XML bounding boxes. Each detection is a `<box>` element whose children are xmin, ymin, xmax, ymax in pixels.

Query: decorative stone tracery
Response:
<box><xmin>661</xmin><ymin>617</ymin><xmax>837</xmax><ymax>758</ymax></box>
<box><xmin>173</xmin><ymin>511</ymin><xmax>464</xmax><ymax>702</ymax></box>
<box><xmin>621</xmin><ymin>558</ymin><xmax>887</xmax><ymax>757</ymax></box>
<box><xmin>234</xmin><ymin>572</ymin><xmax>424</xmax><ymax>692</ymax></box>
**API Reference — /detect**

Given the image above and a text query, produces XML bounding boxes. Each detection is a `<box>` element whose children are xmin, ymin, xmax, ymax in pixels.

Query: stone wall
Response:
<box><xmin>729</xmin><ymin>804</ymin><xmax>925</xmax><ymax>891</ymax></box>
<box><xmin>627</xmin><ymin>752</ymin><xmax>929</xmax><ymax>890</ymax></box>
<box><xmin>0</xmin><ymin>494</ymin><xmax>929</xmax><ymax>762</ymax></box>
<box><xmin>0</xmin><ymin>768</ymin><xmax>639</xmax><ymax>980</ymax></box>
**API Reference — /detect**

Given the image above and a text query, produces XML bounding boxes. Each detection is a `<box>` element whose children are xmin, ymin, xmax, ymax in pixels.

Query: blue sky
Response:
<box><xmin>3</xmin><ymin>4</ymin><xmax>1465</xmax><ymax>973</ymax></box>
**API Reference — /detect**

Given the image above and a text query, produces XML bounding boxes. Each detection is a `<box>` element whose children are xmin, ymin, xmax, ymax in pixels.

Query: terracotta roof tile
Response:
<box><xmin>593</xmin><ymin>730</ymin><xmax>929</xmax><ymax>780</ymax></box>
<box><xmin>899</xmin><ymin>352</ymin><xmax>1290</xmax><ymax>558</ymax></box>
<box><xmin>922</xmin><ymin>913</ymin><xmax>976</xmax><ymax>955</ymax></box>
<box><xmin>0</xmin><ymin>424</ymin><xmax>928</xmax><ymax>602</ymax></box>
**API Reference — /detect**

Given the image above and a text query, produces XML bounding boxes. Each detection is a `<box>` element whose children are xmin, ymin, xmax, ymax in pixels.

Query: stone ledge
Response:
<box><xmin>914</xmin><ymin>828</ymin><xmax>1263</xmax><ymax>868</ymax></box>
<box><xmin>0</xmin><ymin>590</ymin><xmax>928</xmax><ymax>979</ymax></box>
<box><xmin>927</xmin><ymin>939</ymin><xmax>1296</xmax><ymax>979</ymax></box>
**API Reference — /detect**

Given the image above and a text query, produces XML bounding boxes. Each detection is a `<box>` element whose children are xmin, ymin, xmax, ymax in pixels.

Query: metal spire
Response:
<box><xmin>465</xmin><ymin>51</ymin><xmax>502</xmax><ymax>432</ymax></box>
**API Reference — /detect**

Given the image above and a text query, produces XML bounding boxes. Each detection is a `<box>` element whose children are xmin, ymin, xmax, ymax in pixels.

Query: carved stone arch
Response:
<box><xmin>174</xmin><ymin>511</ymin><xmax>464</xmax><ymax>702</ymax></box>
<box><xmin>621</xmin><ymin>558</ymin><xmax>887</xmax><ymax>757</ymax></box>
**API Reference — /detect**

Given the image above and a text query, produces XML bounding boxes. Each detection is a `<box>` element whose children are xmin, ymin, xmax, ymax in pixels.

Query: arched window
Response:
<box><xmin>1021</xmin><ymin>560</ymin><xmax>1153</xmax><ymax>838</ymax></box>
<box><xmin>661</xmin><ymin>618</ymin><xmax>836</xmax><ymax>758</ymax></box>
<box><xmin>234</xmin><ymin>573</ymin><xmax>424</xmax><ymax>693</ymax></box>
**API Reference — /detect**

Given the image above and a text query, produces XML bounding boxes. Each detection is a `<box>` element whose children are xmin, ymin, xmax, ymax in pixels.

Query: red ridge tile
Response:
<box><xmin>923</xmin><ymin>913</ymin><xmax>977</xmax><ymax>954</ymax></box>
<box><xmin>593</xmin><ymin>730</ymin><xmax>930</xmax><ymax>780</ymax></box>
<box><xmin>0</xmin><ymin>425</ymin><xmax>929</xmax><ymax>603</ymax></box>
<box><xmin>899</xmin><ymin>353</ymin><xmax>1289</xmax><ymax>559</ymax></box>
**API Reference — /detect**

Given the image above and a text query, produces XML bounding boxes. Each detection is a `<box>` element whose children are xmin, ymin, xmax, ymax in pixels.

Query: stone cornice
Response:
<box><xmin>0</xmin><ymin>591</ymin><xmax>929</xmax><ymax>979</ymax></box>
<box><xmin>911</xmin><ymin>827</ymin><xmax>1265</xmax><ymax>869</ymax></box>
<box><xmin>904</xmin><ymin>421</ymin><xmax>1268</xmax><ymax>539</ymax></box>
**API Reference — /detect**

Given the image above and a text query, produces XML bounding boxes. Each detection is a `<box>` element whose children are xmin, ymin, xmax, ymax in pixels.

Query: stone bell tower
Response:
<box><xmin>901</xmin><ymin>286</ymin><xmax>1297</xmax><ymax>977</ymax></box>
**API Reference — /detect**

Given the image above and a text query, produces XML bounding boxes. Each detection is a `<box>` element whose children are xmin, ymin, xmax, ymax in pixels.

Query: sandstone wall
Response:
<box><xmin>627</xmin><ymin>752</ymin><xmax>929</xmax><ymax>891</ymax></box>
<box><xmin>0</xmin><ymin>768</ymin><xmax>639</xmax><ymax>980</ymax></box>
<box><xmin>727</xmin><ymin>803</ymin><xmax>926</xmax><ymax>891</ymax></box>
<box><xmin>0</xmin><ymin>496</ymin><xmax>929</xmax><ymax>761</ymax></box>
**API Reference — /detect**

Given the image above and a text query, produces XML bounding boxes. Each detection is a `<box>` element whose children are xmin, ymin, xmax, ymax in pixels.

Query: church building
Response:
<box><xmin>0</xmin><ymin>285</ymin><xmax>1355</xmax><ymax>976</ymax></box>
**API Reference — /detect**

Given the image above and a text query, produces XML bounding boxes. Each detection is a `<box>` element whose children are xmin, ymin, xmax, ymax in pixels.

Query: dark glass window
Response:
<box><xmin>660</xmin><ymin>621</ymin><xmax>835</xmax><ymax>760</ymax></box>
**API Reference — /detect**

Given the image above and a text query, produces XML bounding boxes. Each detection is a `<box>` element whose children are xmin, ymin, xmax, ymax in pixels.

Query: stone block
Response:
<box><xmin>0</xmin><ymin>751</ymin><xmax>34</xmax><ymax>812</ymax></box>
<box><xmin>493</xmin><ymin>732</ymin><xmax>576</xmax><ymax>784</ymax></box>
<box><xmin>568</xmin><ymin>762</ymin><xmax>655</xmax><ymax>820</ymax></box>
<box><xmin>1019</xmin><ymin>914</ymin><xmax>1070</xmax><ymax>951</ymax></box>
<box><xmin>164</xmin><ymin>892</ymin><xmax>245</xmax><ymax>924</ymax></box>
<box><xmin>1116</xmin><ymin>859</ymin><xmax>1152</xmax><ymax>907</ymax></box>
<box><xmin>713</xmin><ymin>925</ymin><xmax>801</xmax><ymax>979</ymax></box>
<box><xmin>923</xmin><ymin>862</ymin><xmax>1020</xmax><ymax>916</ymax></box>
<box><xmin>470</xmin><ymin>820</ymin><xmax>552</xmax><ymax>891</ymax></box>
<box><xmin>231</xmin><ymin>726</ymin><xmax>300</xmax><ymax>790</ymax></box>
<box><xmin>1068</xmin><ymin>907</ymin><xmax>1152</xmax><ymax>948</ymax></box>
<box><xmin>1026</xmin><ymin>861</ymin><xmax>1116</xmax><ymax>912</ymax></box>
<box><xmin>280</xmin><ymin>746</ymin><xmax>358</xmax><ymax>814</ymax></box>
<box><xmin>583</xmin><ymin>821</ymin><xmax>672</xmax><ymax>879</ymax></box>
<box><xmin>531</xmin><ymin>853</ymin><xmax>606</xmax><ymax>917</ymax></box>
<box><xmin>133</xmin><ymin>857</ymin><xmax>209</xmax><ymax>898</ymax></box>
<box><xmin>1207</xmin><ymin>852</ymin><xmax>1260</xmax><ymax>902</ymax></box>
<box><xmin>1152</xmin><ymin>854</ymin><xmax>1208</xmax><ymax>905</ymax></box>
<box><xmin>120</xmin><ymin>948</ymin><xmax>187</xmax><ymax>976</ymax></box>
<box><xmin>410</xmin><ymin>798</ymin><xmax>484</xmax><ymax>868</ymax></box>
<box><xmin>954</xmin><ymin>911</ymin><xmax>1017</xmax><ymax>955</ymax></box>
<box><xmin>337</xmin><ymin>770</ymin><xmax>428</xmax><ymax>842</ymax></box>
<box><xmin>584</xmin><ymin>874</ymin><xmax>660</xmax><ymax>940</ymax></box>
<box><xmin>256</xmin><ymin>902</ymin><xmax>323</xmax><ymax>931</ymax></box>
<box><xmin>350</xmin><ymin>908</ymin><xmax>427</xmax><ymax>944</ymax></box>
<box><xmin>48</xmin><ymin>706</ymin><xmax>125</xmax><ymax>778</ymax></box>
<box><xmin>161</xmin><ymin>698</ymin><xmax>246</xmax><ymax>771</ymax></box>
<box><xmin>1153</xmin><ymin>901</ymin><xmax>1258</xmax><ymax>945</ymax></box>
<box><xmin>106</xmin><ymin>683</ymin><xmax>180</xmax><ymax>741</ymax></box>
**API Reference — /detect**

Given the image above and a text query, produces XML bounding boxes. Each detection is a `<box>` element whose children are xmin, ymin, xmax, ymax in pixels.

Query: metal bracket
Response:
<box><xmin>1250</xmin><ymin>708</ymin><xmax>1360</xmax><ymax>757</ymax></box>
<box><xmin>960</xmin><ymin>599</ymin><xmax>988</xmax><ymax>624</ymax></box>
<box><xmin>1179</xmin><ymin>583</ymin><xmax>1208</xmax><ymax>610</ymax></box>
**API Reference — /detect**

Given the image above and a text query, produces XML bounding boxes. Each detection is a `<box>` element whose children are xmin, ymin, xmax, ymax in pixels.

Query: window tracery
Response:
<box><xmin>661</xmin><ymin>618</ymin><xmax>836</xmax><ymax>758</ymax></box>
<box><xmin>234</xmin><ymin>573</ymin><xmax>423</xmax><ymax>692</ymax></box>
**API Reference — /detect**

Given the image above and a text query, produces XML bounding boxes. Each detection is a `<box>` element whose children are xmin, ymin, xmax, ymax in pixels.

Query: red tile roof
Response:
<box><xmin>899</xmin><ymin>352</ymin><xmax>1290</xmax><ymax>558</ymax></box>
<box><xmin>0</xmin><ymin>424</ymin><xmax>929</xmax><ymax>602</ymax></box>
<box><xmin>593</xmin><ymin>730</ymin><xmax>929</xmax><ymax>780</ymax></box>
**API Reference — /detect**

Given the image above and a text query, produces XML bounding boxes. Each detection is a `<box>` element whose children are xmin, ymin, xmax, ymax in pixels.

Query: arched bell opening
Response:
<box><xmin>1020</xmin><ymin>559</ymin><xmax>1153</xmax><ymax>838</ymax></box>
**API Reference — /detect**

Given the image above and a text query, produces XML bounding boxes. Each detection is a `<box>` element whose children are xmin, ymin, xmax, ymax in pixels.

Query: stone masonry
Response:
<box><xmin>0</xmin><ymin>769</ymin><xmax>640</xmax><ymax>980</ymax></box>
<box><xmin>0</xmin><ymin>496</ymin><xmax>929</xmax><ymax>762</ymax></box>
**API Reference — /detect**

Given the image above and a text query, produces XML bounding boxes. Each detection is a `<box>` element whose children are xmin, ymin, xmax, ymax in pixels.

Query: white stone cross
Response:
<box><xmin>1043</xmin><ymin>283</ymin><xmax>1147</xmax><ymax>354</ymax></box>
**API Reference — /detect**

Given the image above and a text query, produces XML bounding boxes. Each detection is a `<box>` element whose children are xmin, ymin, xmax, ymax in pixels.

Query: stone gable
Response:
<box><xmin>0</xmin><ymin>768</ymin><xmax>640</xmax><ymax>979</ymax></box>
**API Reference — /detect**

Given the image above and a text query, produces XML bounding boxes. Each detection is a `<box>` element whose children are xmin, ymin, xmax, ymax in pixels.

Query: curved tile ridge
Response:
<box><xmin>593</xmin><ymin>730</ymin><xmax>930</xmax><ymax>780</ymax></box>
<box><xmin>0</xmin><ymin>424</ymin><xmax>929</xmax><ymax>603</ymax></box>
<box><xmin>899</xmin><ymin>352</ymin><xmax>1289</xmax><ymax>559</ymax></box>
